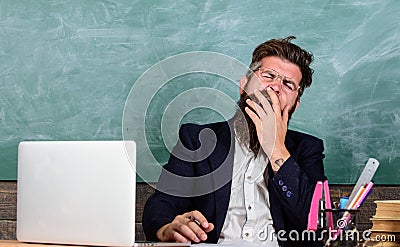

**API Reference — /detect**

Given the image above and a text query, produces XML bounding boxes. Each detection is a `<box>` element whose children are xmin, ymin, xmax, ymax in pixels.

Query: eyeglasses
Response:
<box><xmin>257</xmin><ymin>67</ymin><xmax>300</xmax><ymax>94</ymax></box>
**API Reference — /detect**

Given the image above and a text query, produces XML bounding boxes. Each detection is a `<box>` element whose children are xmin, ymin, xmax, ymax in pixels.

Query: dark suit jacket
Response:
<box><xmin>143</xmin><ymin>120</ymin><xmax>326</xmax><ymax>246</ymax></box>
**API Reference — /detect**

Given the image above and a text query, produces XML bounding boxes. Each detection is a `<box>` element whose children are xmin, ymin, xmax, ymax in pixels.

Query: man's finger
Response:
<box><xmin>171</xmin><ymin>230</ymin><xmax>190</xmax><ymax>243</ymax></box>
<box><xmin>246</xmin><ymin>98</ymin><xmax>266</xmax><ymax>118</ymax></box>
<box><xmin>282</xmin><ymin>105</ymin><xmax>289</xmax><ymax>125</ymax></box>
<box><xmin>204</xmin><ymin>223</ymin><xmax>214</xmax><ymax>233</ymax></box>
<box><xmin>174</xmin><ymin>222</ymin><xmax>201</xmax><ymax>243</ymax></box>
<box><xmin>266</xmin><ymin>87</ymin><xmax>281</xmax><ymax>115</ymax></box>
<box><xmin>187</xmin><ymin>211</ymin><xmax>213</xmax><ymax>241</ymax></box>
<box><xmin>245</xmin><ymin>99</ymin><xmax>258</xmax><ymax>116</ymax></box>
<box><xmin>191</xmin><ymin>210</ymin><xmax>209</xmax><ymax>229</ymax></box>
<box><xmin>187</xmin><ymin>211</ymin><xmax>214</xmax><ymax>234</ymax></box>
<box><xmin>187</xmin><ymin>221</ymin><xmax>208</xmax><ymax>241</ymax></box>
<box><xmin>244</xmin><ymin>107</ymin><xmax>261</xmax><ymax>128</ymax></box>
<box><xmin>253</xmin><ymin>90</ymin><xmax>274</xmax><ymax>116</ymax></box>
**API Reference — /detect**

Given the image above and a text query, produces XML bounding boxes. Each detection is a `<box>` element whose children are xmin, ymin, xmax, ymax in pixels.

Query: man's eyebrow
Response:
<box><xmin>265</xmin><ymin>67</ymin><xmax>294</xmax><ymax>80</ymax></box>
<box><xmin>284</xmin><ymin>78</ymin><xmax>296</xmax><ymax>83</ymax></box>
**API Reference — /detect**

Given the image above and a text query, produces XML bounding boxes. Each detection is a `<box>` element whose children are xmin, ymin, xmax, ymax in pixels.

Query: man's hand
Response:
<box><xmin>245</xmin><ymin>88</ymin><xmax>291</xmax><ymax>172</ymax></box>
<box><xmin>156</xmin><ymin>210</ymin><xmax>214</xmax><ymax>243</ymax></box>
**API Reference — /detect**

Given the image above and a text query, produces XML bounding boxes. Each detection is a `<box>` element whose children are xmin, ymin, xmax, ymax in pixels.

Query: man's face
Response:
<box><xmin>241</xmin><ymin>56</ymin><xmax>302</xmax><ymax>114</ymax></box>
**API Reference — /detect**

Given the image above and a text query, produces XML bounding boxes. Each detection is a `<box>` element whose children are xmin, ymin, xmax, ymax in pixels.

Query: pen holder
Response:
<box><xmin>322</xmin><ymin>208</ymin><xmax>359</xmax><ymax>247</ymax></box>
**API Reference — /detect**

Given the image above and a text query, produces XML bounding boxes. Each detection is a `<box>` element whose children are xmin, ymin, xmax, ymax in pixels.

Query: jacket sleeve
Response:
<box><xmin>142</xmin><ymin>190</ymin><xmax>192</xmax><ymax>241</ymax></box>
<box><xmin>268</xmin><ymin>136</ymin><xmax>326</xmax><ymax>231</ymax></box>
<box><xmin>142</xmin><ymin>124</ymin><xmax>197</xmax><ymax>241</ymax></box>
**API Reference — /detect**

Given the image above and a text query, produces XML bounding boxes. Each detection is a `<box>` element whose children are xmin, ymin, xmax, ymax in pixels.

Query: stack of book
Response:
<box><xmin>364</xmin><ymin>200</ymin><xmax>400</xmax><ymax>247</ymax></box>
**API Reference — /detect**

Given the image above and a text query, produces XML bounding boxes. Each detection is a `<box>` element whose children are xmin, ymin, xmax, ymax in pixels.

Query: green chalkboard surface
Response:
<box><xmin>0</xmin><ymin>1</ymin><xmax>399</xmax><ymax>183</ymax></box>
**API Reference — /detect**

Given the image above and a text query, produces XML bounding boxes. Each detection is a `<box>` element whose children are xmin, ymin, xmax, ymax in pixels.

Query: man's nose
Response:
<box><xmin>262</xmin><ymin>78</ymin><xmax>282</xmax><ymax>95</ymax></box>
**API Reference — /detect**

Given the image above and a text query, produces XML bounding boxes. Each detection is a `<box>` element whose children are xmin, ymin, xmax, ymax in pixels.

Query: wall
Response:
<box><xmin>0</xmin><ymin>1</ymin><xmax>399</xmax><ymax>183</ymax></box>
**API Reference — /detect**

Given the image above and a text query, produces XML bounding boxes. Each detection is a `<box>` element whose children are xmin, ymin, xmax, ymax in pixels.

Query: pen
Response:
<box><xmin>355</xmin><ymin>181</ymin><xmax>374</xmax><ymax>209</ymax></box>
<box><xmin>188</xmin><ymin>215</ymin><xmax>201</xmax><ymax>227</ymax></box>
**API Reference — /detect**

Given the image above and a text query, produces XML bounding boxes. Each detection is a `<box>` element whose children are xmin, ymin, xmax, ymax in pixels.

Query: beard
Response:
<box><xmin>233</xmin><ymin>90</ymin><xmax>296</xmax><ymax>157</ymax></box>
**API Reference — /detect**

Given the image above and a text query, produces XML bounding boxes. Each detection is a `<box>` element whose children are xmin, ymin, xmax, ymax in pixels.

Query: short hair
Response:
<box><xmin>250</xmin><ymin>36</ymin><xmax>314</xmax><ymax>97</ymax></box>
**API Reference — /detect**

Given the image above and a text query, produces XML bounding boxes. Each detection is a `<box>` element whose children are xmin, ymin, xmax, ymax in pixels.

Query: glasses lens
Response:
<box><xmin>282</xmin><ymin>80</ymin><xmax>296</xmax><ymax>92</ymax></box>
<box><xmin>260</xmin><ymin>70</ymin><xmax>276</xmax><ymax>82</ymax></box>
<box><xmin>260</xmin><ymin>68</ymin><xmax>298</xmax><ymax>93</ymax></box>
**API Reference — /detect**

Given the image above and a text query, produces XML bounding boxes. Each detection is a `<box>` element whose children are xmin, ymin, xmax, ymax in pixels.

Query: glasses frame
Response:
<box><xmin>256</xmin><ymin>67</ymin><xmax>301</xmax><ymax>94</ymax></box>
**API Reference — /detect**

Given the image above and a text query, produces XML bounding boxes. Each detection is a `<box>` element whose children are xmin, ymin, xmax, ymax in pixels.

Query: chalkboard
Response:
<box><xmin>0</xmin><ymin>1</ymin><xmax>399</xmax><ymax>184</ymax></box>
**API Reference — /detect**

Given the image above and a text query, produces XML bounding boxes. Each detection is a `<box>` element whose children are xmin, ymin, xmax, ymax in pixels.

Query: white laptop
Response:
<box><xmin>17</xmin><ymin>141</ymin><xmax>189</xmax><ymax>247</ymax></box>
<box><xmin>17</xmin><ymin>141</ymin><xmax>137</xmax><ymax>246</ymax></box>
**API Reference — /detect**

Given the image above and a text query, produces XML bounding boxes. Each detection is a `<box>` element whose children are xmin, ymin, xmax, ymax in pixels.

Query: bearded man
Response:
<box><xmin>143</xmin><ymin>37</ymin><xmax>327</xmax><ymax>247</ymax></box>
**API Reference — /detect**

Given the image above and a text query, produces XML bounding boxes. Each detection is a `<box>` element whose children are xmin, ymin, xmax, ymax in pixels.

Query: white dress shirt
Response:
<box><xmin>218</xmin><ymin>137</ymin><xmax>279</xmax><ymax>246</ymax></box>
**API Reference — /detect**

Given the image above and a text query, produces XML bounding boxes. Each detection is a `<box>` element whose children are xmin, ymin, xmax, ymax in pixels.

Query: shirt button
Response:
<box><xmin>278</xmin><ymin>179</ymin><xmax>284</xmax><ymax>186</ymax></box>
<box><xmin>248</xmin><ymin>205</ymin><xmax>252</xmax><ymax>210</ymax></box>
<box><xmin>286</xmin><ymin>191</ymin><xmax>293</xmax><ymax>198</ymax></box>
<box><xmin>282</xmin><ymin>185</ymin><xmax>287</xmax><ymax>191</ymax></box>
<box><xmin>247</xmin><ymin>176</ymin><xmax>252</xmax><ymax>180</ymax></box>
<box><xmin>245</xmin><ymin>232</ymin><xmax>249</xmax><ymax>237</ymax></box>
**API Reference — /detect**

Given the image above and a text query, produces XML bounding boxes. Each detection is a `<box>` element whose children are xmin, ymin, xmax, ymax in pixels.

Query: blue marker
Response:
<box><xmin>340</xmin><ymin>196</ymin><xmax>349</xmax><ymax>209</ymax></box>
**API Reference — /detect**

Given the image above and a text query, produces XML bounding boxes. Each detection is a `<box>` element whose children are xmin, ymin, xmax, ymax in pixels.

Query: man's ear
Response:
<box><xmin>239</xmin><ymin>76</ymin><xmax>247</xmax><ymax>94</ymax></box>
<box><xmin>294</xmin><ymin>99</ymin><xmax>300</xmax><ymax>112</ymax></box>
